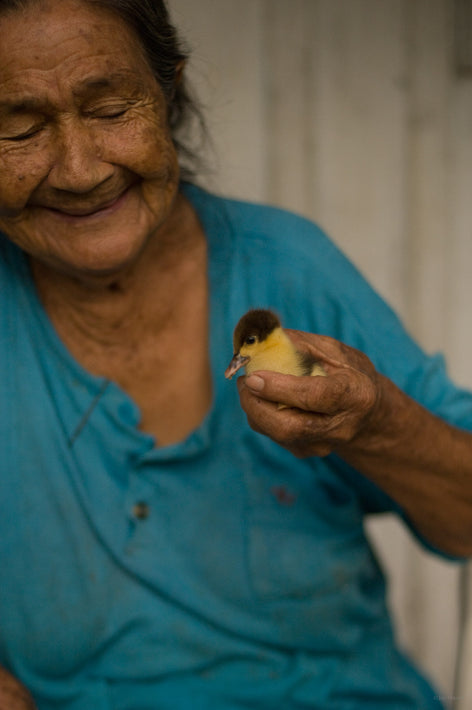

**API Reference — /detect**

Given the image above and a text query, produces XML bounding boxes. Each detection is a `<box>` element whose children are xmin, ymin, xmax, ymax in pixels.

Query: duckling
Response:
<box><xmin>224</xmin><ymin>309</ymin><xmax>326</xmax><ymax>380</ymax></box>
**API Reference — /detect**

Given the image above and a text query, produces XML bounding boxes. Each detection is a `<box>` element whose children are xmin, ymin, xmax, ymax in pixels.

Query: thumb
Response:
<box><xmin>243</xmin><ymin>371</ymin><xmax>331</xmax><ymax>412</ymax></box>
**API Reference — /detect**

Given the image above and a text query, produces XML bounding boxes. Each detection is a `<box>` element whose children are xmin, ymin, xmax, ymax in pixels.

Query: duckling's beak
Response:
<box><xmin>225</xmin><ymin>353</ymin><xmax>250</xmax><ymax>380</ymax></box>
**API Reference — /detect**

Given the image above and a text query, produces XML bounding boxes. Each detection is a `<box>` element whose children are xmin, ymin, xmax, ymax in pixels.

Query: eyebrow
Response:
<box><xmin>0</xmin><ymin>72</ymin><xmax>151</xmax><ymax>116</ymax></box>
<box><xmin>0</xmin><ymin>97</ymin><xmax>50</xmax><ymax>115</ymax></box>
<box><xmin>73</xmin><ymin>77</ymin><xmax>116</xmax><ymax>94</ymax></box>
<box><xmin>72</xmin><ymin>72</ymin><xmax>148</xmax><ymax>97</ymax></box>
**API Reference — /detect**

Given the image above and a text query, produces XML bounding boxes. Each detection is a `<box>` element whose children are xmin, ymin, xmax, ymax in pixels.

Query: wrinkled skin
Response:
<box><xmin>0</xmin><ymin>0</ymin><xmax>211</xmax><ymax>455</ymax></box>
<box><xmin>237</xmin><ymin>329</ymin><xmax>382</xmax><ymax>458</ymax></box>
<box><xmin>0</xmin><ymin>0</ymin><xmax>180</xmax><ymax>281</ymax></box>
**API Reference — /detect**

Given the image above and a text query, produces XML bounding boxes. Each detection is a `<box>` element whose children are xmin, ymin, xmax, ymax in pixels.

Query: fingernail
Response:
<box><xmin>246</xmin><ymin>374</ymin><xmax>264</xmax><ymax>391</ymax></box>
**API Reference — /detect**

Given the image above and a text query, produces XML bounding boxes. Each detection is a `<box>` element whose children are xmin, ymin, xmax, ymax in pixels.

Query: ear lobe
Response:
<box><xmin>174</xmin><ymin>59</ymin><xmax>186</xmax><ymax>86</ymax></box>
<box><xmin>169</xmin><ymin>60</ymin><xmax>186</xmax><ymax>103</ymax></box>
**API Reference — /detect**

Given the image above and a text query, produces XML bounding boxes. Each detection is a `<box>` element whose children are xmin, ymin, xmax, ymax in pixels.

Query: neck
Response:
<box><xmin>30</xmin><ymin>193</ymin><xmax>207</xmax><ymax>348</ymax></box>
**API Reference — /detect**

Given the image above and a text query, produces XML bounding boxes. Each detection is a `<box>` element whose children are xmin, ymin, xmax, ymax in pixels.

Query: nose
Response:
<box><xmin>47</xmin><ymin>120</ymin><xmax>114</xmax><ymax>194</ymax></box>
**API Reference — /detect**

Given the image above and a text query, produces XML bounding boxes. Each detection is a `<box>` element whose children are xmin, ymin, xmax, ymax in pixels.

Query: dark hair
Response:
<box><xmin>0</xmin><ymin>0</ymin><xmax>206</xmax><ymax>178</ymax></box>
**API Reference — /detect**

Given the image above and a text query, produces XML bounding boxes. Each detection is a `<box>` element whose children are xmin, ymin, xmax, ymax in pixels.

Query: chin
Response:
<box><xmin>39</xmin><ymin>230</ymin><xmax>150</xmax><ymax>283</ymax></box>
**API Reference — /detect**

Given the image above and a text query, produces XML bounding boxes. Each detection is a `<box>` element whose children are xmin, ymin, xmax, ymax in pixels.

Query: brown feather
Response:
<box><xmin>232</xmin><ymin>309</ymin><xmax>281</xmax><ymax>351</ymax></box>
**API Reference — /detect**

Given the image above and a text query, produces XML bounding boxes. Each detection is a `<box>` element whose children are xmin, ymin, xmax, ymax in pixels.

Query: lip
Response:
<box><xmin>40</xmin><ymin>185</ymin><xmax>132</xmax><ymax>221</ymax></box>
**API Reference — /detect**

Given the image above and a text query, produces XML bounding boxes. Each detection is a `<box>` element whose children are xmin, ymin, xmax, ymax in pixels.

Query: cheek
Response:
<box><xmin>0</xmin><ymin>146</ymin><xmax>49</xmax><ymax>216</ymax></box>
<box><xmin>102</xmin><ymin>112</ymin><xmax>178</xmax><ymax>180</ymax></box>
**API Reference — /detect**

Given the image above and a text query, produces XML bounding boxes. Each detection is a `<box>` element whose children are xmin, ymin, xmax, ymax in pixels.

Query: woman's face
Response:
<box><xmin>0</xmin><ymin>0</ymin><xmax>181</xmax><ymax>279</ymax></box>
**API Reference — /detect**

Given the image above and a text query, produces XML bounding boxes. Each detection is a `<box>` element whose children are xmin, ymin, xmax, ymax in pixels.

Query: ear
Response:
<box><xmin>174</xmin><ymin>59</ymin><xmax>186</xmax><ymax>86</ymax></box>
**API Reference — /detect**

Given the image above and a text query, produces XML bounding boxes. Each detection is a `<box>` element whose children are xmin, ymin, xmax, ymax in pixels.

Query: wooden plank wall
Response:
<box><xmin>169</xmin><ymin>0</ymin><xmax>472</xmax><ymax>700</ymax></box>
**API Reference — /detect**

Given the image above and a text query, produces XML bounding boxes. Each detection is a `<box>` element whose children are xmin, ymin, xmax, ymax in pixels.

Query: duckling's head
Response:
<box><xmin>224</xmin><ymin>309</ymin><xmax>281</xmax><ymax>379</ymax></box>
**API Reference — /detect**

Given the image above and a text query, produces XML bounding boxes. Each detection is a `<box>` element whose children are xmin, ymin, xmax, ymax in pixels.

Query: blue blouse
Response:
<box><xmin>1</xmin><ymin>183</ymin><xmax>470</xmax><ymax>709</ymax></box>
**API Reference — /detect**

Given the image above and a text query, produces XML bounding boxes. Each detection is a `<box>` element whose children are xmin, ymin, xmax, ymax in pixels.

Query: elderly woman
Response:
<box><xmin>0</xmin><ymin>1</ymin><xmax>471</xmax><ymax>709</ymax></box>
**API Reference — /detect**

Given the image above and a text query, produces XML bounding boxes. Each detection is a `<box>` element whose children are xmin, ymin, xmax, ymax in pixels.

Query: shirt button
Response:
<box><xmin>132</xmin><ymin>501</ymin><xmax>150</xmax><ymax>520</ymax></box>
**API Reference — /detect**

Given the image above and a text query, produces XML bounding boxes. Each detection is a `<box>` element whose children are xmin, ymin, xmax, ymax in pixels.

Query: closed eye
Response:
<box><xmin>87</xmin><ymin>102</ymin><xmax>135</xmax><ymax>120</ymax></box>
<box><xmin>5</xmin><ymin>127</ymin><xmax>41</xmax><ymax>142</ymax></box>
<box><xmin>95</xmin><ymin>109</ymin><xmax>128</xmax><ymax>119</ymax></box>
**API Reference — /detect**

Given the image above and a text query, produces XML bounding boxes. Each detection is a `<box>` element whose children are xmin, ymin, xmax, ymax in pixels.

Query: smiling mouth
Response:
<box><xmin>42</xmin><ymin>186</ymin><xmax>131</xmax><ymax>219</ymax></box>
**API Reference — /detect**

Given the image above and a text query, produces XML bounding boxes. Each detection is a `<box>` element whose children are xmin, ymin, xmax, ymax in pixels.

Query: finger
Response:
<box><xmin>237</xmin><ymin>377</ymin><xmax>304</xmax><ymax>431</ymax></box>
<box><xmin>285</xmin><ymin>330</ymin><xmax>346</xmax><ymax>366</ymax></box>
<box><xmin>238</xmin><ymin>384</ymin><xmax>339</xmax><ymax>456</ymax></box>
<box><xmin>286</xmin><ymin>330</ymin><xmax>375</xmax><ymax>375</ymax></box>
<box><xmin>243</xmin><ymin>370</ymin><xmax>352</xmax><ymax>414</ymax></box>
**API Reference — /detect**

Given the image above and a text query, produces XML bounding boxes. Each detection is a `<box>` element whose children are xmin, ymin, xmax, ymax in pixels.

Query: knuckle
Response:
<box><xmin>314</xmin><ymin>444</ymin><xmax>333</xmax><ymax>457</ymax></box>
<box><xmin>331</xmin><ymin>376</ymin><xmax>350</xmax><ymax>404</ymax></box>
<box><xmin>299</xmin><ymin>386</ymin><xmax>316</xmax><ymax>411</ymax></box>
<box><xmin>246</xmin><ymin>414</ymin><xmax>264</xmax><ymax>435</ymax></box>
<box><xmin>283</xmin><ymin>416</ymin><xmax>322</xmax><ymax>450</ymax></box>
<box><xmin>338</xmin><ymin>421</ymin><xmax>359</xmax><ymax>444</ymax></box>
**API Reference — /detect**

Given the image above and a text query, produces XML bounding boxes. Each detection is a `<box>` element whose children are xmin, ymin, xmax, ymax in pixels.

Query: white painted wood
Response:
<box><xmin>168</xmin><ymin>0</ymin><xmax>472</xmax><ymax>700</ymax></box>
<box><xmin>447</xmin><ymin>80</ymin><xmax>472</xmax><ymax>387</ymax></box>
<box><xmin>403</xmin><ymin>0</ymin><xmax>452</xmax><ymax>350</ymax></box>
<box><xmin>448</xmin><ymin>14</ymin><xmax>472</xmax><ymax>708</ymax></box>
<box><xmin>306</xmin><ymin>0</ymin><xmax>410</xmax><ymax>315</ymax></box>
<box><xmin>457</xmin><ymin>564</ymin><xmax>472</xmax><ymax>710</ymax></box>
<box><xmin>169</xmin><ymin>0</ymin><xmax>268</xmax><ymax>202</ymax></box>
<box><xmin>256</xmin><ymin>0</ymin><xmax>318</xmax><ymax>216</ymax></box>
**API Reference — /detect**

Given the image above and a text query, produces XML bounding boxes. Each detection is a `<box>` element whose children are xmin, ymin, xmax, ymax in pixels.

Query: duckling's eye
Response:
<box><xmin>245</xmin><ymin>335</ymin><xmax>257</xmax><ymax>345</ymax></box>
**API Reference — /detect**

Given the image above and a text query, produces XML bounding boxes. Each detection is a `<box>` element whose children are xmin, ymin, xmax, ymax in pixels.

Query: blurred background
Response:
<box><xmin>168</xmin><ymin>1</ymin><xmax>472</xmax><ymax>706</ymax></box>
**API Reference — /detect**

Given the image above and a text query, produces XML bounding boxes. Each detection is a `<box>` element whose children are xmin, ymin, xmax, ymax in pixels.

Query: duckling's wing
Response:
<box><xmin>297</xmin><ymin>350</ymin><xmax>327</xmax><ymax>377</ymax></box>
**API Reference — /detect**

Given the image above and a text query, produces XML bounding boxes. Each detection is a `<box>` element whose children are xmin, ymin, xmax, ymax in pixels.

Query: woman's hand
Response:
<box><xmin>237</xmin><ymin>328</ymin><xmax>472</xmax><ymax>557</ymax></box>
<box><xmin>236</xmin><ymin>330</ymin><xmax>384</xmax><ymax>458</ymax></box>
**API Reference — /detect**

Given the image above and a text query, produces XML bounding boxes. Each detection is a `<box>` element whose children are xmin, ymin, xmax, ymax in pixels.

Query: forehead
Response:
<box><xmin>0</xmin><ymin>0</ymin><xmax>156</xmax><ymax>102</ymax></box>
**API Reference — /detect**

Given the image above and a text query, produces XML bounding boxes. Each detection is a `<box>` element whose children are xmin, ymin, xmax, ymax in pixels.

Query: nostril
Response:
<box><xmin>48</xmin><ymin>159</ymin><xmax>114</xmax><ymax>194</ymax></box>
<box><xmin>47</xmin><ymin>127</ymin><xmax>113</xmax><ymax>194</ymax></box>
